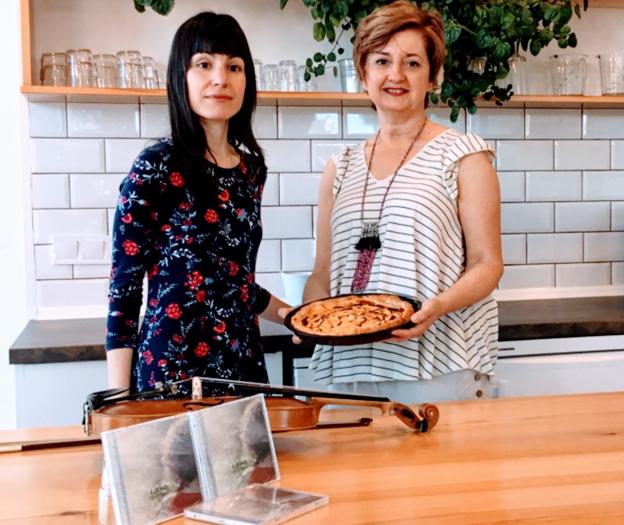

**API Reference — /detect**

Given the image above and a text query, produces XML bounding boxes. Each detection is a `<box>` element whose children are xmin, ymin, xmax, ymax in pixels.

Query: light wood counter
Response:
<box><xmin>1</xmin><ymin>392</ymin><xmax>624</xmax><ymax>524</ymax></box>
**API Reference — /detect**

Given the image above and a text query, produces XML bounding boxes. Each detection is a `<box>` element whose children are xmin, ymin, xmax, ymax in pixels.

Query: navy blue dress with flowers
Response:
<box><xmin>106</xmin><ymin>139</ymin><xmax>271</xmax><ymax>393</ymax></box>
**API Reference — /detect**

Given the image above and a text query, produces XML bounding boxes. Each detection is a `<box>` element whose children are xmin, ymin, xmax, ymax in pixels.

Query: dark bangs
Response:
<box><xmin>167</xmin><ymin>12</ymin><xmax>263</xmax><ymax>170</ymax></box>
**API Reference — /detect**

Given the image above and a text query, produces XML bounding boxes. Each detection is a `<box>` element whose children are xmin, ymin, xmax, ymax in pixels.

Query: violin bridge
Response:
<box><xmin>191</xmin><ymin>377</ymin><xmax>203</xmax><ymax>400</ymax></box>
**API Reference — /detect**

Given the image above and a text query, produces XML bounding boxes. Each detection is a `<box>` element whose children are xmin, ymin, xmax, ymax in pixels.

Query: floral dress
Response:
<box><xmin>106</xmin><ymin>139</ymin><xmax>271</xmax><ymax>393</ymax></box>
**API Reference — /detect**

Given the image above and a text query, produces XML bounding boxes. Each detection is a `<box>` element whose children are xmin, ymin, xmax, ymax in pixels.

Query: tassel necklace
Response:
<box><xmin>351</xmin><ymin>117</ymin><xmax>428</xmax><ymax>293</ymax></box>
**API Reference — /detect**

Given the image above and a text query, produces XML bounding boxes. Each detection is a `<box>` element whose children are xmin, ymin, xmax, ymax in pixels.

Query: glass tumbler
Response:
<box><xmin>40</xmin><ymin>52</ymin><xmax>66</xmax><ymax>85</ymax></box>
<box><xmin>296</xmin><ymin>65</ymin><xmax>317</xmax><ymax>92</ymax></box>
<box><xmin>116</xmin><ymin>50</ymin><xmax>145</xmax><ymax>88</ymax></box>
<box><xmin>550</xmin><ymin>54</ymin><xmax>587</xmax><ymax>95</ymax></box>
<box><xmin>597</xmin><ymin>53</ymin><xmax>624</xmax><ymax>95</ymax></box>
<box><xmin>279</xmin><ymin>60</ymin><xmax>297</xmax><ymax>91</ymax></box>
<box><xmin>93</xmin><ymin>54</ymin><xmax>117</xmax><ymax>88</ymax></box>
<box><xmin>253</xmin><ymin>59</ymin><xmax>263</xmax><ymax>90</ymax></box>
<box><xmin>495</xmin><ymin>54</ymin><xmax>526</xmax><ymax>95</ymax></box>
<box><xmin>142</xmin><ymin>56</ymin><xmax>159</xmax><ymax>89</ymax></box>
<box><xmin>66</xmin><ymin>48</ymin><xmax>96</xmax><ymax>87</ymax></box>
<box><xmin>262</xmin><ymin>64</ymin><xmax>280</xmax><ymax>91</ymax></box>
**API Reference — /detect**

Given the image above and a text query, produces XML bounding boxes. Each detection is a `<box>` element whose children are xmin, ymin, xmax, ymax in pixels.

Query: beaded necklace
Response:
<box><xmin>351</xmin><ymin>118</ymin><xmax>428</xmax><ymax>293</ymax></box>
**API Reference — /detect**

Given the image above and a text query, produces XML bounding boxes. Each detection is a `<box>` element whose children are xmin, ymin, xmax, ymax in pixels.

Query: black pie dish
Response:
<box><xmin>284</xmin><ymin>293</ymin><xmax>421</xmax><ymax>346</ymax></box>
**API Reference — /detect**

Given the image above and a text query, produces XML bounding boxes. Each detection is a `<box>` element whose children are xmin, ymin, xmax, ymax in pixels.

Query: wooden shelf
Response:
<box><xmin>20</xmin><ymin>85</ymin><xmax>624</xmax><ymax>107</ymax></box>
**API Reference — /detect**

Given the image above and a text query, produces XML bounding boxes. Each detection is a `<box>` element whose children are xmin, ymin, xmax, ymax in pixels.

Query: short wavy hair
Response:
<box><xmin>353</xmin><ymin>0</ymin><xmax>446</xmax><ymax>85</ymax></box>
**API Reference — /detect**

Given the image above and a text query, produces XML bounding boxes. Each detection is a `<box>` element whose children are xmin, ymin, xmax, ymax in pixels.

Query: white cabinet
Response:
<box><xmin>293</xmin><ymin>335</ymin><xmax>624</xmax><ymax>399</ymax></box>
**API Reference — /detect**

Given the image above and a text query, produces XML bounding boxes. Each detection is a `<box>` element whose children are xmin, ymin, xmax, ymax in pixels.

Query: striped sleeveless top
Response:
<box><xmin>309</xmin><ymin>129</ymin><xmax>499</xmax><ymax>385</ymax></box>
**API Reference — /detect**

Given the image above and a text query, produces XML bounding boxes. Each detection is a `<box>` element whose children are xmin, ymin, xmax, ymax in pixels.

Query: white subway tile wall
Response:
<box><xmin>26</xmin><ymin>102</ymin><xmax>624</xmax><ymax>315</ymax></box>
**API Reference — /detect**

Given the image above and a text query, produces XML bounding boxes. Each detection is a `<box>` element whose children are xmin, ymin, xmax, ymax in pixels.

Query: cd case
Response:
<box><xmin>101</xmin><ymin>394</ymin><xmax>278</xmax><ymax>525</ymax></box>
<box><xmin>184</xmin><ymin>484</ymin><xmax>328</xmax><ymax>525</ymax></box>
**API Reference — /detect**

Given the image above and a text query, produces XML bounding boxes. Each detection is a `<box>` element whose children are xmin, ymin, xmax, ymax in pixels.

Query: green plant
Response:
<box><xmin>282</xmin><ymin>0</ymin><xmax>588</xmax><ymax>121</ymax></box>
<box><xmin>133</xmin><ymin>0</ymin><xmax>588</xmax><ymax>122</ymax></box>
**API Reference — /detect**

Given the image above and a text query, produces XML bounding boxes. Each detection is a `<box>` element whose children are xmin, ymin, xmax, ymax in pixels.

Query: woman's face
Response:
<box><xmin>362</xmin><ymin>28</ymin><xmax>433</xmax><ymax>115</ymax></box>
<box><xmin>186</xmin><ymin>52</ymin><xmax>247</xmax><ymax>123</ymax></box>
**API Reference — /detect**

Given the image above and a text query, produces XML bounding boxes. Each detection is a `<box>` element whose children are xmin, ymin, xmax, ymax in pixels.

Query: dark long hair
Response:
<box><xmin>167</xmin><ymin>11</ymin><xmax>264</xmax><ymax>170</ymax></box>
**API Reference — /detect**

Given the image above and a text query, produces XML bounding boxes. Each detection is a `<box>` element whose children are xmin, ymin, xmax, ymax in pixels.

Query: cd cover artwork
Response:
<box><xmin>101</xmin><ymin>412</ymin><xmax>202</xmax><ymax>525</ymax></box>
<box><xmin>184</xmin><ymin>484</ymin><xmax>329</xmax><ymax>525</ymax></box>
<box><xmin>189</xmin><ymin>394</ymin><xmax>279</xmax><ymax>501</ymax></box>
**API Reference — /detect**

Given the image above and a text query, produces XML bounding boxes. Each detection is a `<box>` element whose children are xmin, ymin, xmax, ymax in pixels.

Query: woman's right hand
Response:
<box><xmin>278</xmin><ymin>307</ymin><xmax>302</xmax><ymax>344</ymax></box>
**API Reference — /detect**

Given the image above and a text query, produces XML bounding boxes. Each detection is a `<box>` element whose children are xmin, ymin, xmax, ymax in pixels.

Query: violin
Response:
<box><xmin>84</xmin><ymin>377</ymin><xmax>439</xmax><ymax>436</ymax></box>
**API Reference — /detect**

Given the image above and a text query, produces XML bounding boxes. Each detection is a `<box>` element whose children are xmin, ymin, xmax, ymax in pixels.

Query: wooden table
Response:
<box><xmin>2</xmin><ymin>392</ymin><xmax>624</xmax><ymax>524</ymax></box>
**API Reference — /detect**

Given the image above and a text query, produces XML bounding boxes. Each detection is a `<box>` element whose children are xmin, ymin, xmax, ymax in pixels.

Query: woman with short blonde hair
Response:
<box><xmin>302</xmin><ymin>0</ymin><xmax>503</xmax><ymax>403</ymax></box>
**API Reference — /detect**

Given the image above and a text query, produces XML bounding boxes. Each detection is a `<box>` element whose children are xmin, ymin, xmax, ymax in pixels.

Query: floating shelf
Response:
<box><xmin>20</xmin><ymin>85</ymin><xmax>624</xmax><ymax>108</ymax></box>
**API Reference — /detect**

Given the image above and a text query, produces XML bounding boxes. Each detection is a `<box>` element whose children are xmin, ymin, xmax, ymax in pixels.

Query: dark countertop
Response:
<box><xmin>9</xmin><ymin>296</ymin><xmax>624</xmax><ymax>366</ymax></box>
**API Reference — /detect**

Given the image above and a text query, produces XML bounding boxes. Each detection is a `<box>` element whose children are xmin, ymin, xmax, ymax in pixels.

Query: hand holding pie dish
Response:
<box><xmin>285</xmin><ymin>293</ymin><xmax>421</xmax><ymax>345</ymax></box>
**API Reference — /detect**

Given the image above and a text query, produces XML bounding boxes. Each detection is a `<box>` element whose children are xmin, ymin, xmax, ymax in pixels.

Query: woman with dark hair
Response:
<box><xmin>105</xmin><ymin>11</ymin><xmax>288</xmax><ymax>393</ymax></box>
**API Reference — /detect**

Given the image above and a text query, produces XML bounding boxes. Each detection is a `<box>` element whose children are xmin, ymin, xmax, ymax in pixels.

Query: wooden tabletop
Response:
<box><xmin>1</xmin><ymin>392</ymin><xmax>624</xmax><ymax>524</ymax></box>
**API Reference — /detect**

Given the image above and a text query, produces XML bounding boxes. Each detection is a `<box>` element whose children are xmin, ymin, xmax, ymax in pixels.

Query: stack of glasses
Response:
<box><xmin>40</xmin><ymin>49</ymin><xmax>162</xmax><ymax>89</ymax></box>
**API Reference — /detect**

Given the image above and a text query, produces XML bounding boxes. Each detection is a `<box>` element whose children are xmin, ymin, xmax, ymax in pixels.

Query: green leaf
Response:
<box><xmin>501</xmin><ymin>13</ymin><xmax>515</xmax><ymax>31</ymax></box>
<box><xmin>279</xmin><ymin>0</ymin><xmax>288</xmax><ymax>9</ymax></box>
<box><xmin>574</xmin><ymin>4</ymin><xmax>581</xmax><ymax>18</ymax></box>
<box><xmin>313</xmin><ymin>52</ymin><xmax>324</xmax><ymax>63</ymax></box>
<box><xmin>327</xmin><ymin>52</ymin><xmax>336</xmax><ymax>62</ymax></box>
<box><xmin>530</xmin><ymin>38</ymin><xmax>542</xmax><ymax>56</ymax></box>
<box><xmin>568</xmin><ymin>32</ymin><xmax>578</xmax><ymax>47</ymax></box>
<box><xmin>313</xmin><ymin>22</ymin><xmax>325</xmax><ymax>41</ymax></box>
<box><xmin>133</xmin><ymin>0</ymin><xmax>146</xmax><ymax>13</ymax></box>
<box><xmin>306</xmin><ymin>58</ymin><xmax>313</xmax><ymax>67</ymax></box>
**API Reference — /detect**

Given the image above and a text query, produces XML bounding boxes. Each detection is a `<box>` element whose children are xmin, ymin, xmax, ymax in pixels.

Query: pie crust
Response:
<box><xmin>289</xmin><ymin>294</ymin><xmax>415</xmax><ymax>337</ymax></box>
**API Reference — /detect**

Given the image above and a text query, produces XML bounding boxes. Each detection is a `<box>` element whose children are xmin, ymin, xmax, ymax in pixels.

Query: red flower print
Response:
<box><xmin>183</xmin><ymin>219</ymin><xmax>192</xmax><ymax>227</ymax></box>
<box><xmin>241</xmin><ymin>284</ymin><xmax>249</xmax><ymax>302</ymax></box>
<box><xmin>172</xmin><ymin>334</ymin><xmax>184</xmax><ymax>344</ymax></box>
<box><xmin>186</xmin><ymin>236</ymin><xmax>194</xmax><ymax>245</ymax></box>
<box><xmin>148</xmin><ymin>264</ymin><xmax>158</xmax><ymax>278</ymax></box>
<box><xmin>239</xmin><ymin>161</ymin><xmax>248</xmax><ymax>174</ymax></box>
<box><xmin>246</xmin><ymin>273</ymin><xmax>253</xmax><ymax>284</ymax></box>
<box><xmin>161</xmin><ymin>224</ymin><xmax>172</xmax><ymax>232</ymax></box>
<box><xmin>186</xmin><ymin>271</ymin><xmax>204</xmax><ymax>289</ymax></box>
<box><xmin>143</xmin><ymin>350</ymin><xmax>154</xmax><ymax>365</ymax></box>
<box><xmin>165</xmin><ymin>303</ymin><xmax>183</xmax><ymax>319</ymax></box>
<box><xmin>235</xmin><ymin>208</ymin><xmax>244</xmax><ymax>218</ymax></box>
<box><xmin>122</xmin><ymin>239</ymin><xmax>139</xmax><ymax>256</ymax></box>
<box><xmin>229</xmin><ymin>261</ymin><xmax>239</xmax><ymax>276</ymax></box>
<box><xmin>218</xmin><ymin>189</ymin><xmax>230</xmax><ymax>202</ymax></box>
<box><xmin>213</xmin><ymin>320</ymin><xmax>226</xmax><ymax>334</ymax></box>
<box><xmin>169</xmin><ymin>172</ymin><xmax>185</xmax><ymax>187</ymax></box>
<box><xmin>196</xmin><ymin>290</ymin><xmax>206</xmax><ymax>302</ymax></box>
<box><xmin>179</xmin><ymin>201</ymin><xmax>191</xmax><ymax>210</ymax></box>
<box><xmin>204</xmin><ymin>209</ymin><xmax>218</xmax><ymax>223</ymax></box>
<box><xmin>121</xmin><ymin>213</ymin><xmax>133</xmax><ymax>224</ymax></box>
<box><xmin>120</xmin><ymin>195</ymin><xmax>127</xmax><ymax>205</ymax></box>
<box><xmin>148</xmin><ymin>297</ymin><xmax>158</xmax><ymax>308</ymax></box>
<box><xmin>150</xmin><ymin>212</ymin><xmax>159</xmax><ymax>221</ymax></box>
<box><xmin>194</xmin><ymin>342</ymin><xmax>210</xmax><ymax>358</ymax></box>
<box><xmin>157</xmin><ymin>359</ymin><xmax>167</xmax><ymax>367</ymax></box>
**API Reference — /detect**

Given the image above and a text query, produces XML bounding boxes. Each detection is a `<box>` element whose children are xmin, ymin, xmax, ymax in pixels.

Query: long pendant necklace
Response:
<box><xmin>351</xmin><ymin>118</ymin><xmax>428</xmax><ymax>293</ymax></box>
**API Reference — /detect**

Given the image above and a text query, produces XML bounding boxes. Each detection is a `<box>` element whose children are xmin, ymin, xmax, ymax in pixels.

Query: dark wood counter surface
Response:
<box><xmin>9</xmin><ymin>296</ymin><xmax>624</xmax><ymax>369</ymax></box>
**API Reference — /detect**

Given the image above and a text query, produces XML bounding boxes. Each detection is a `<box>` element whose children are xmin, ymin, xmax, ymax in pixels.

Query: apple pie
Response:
<box><xmin>289</xmin><ymin>294</ymin><xmax>415</xmax><ymax>337</ymax></box>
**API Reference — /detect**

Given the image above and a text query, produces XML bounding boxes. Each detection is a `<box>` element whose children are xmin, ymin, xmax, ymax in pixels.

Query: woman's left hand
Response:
<box><xmin>389</xmin><ymin>297</ymin><xmax>444</xmax><ymax>341</ymax></box>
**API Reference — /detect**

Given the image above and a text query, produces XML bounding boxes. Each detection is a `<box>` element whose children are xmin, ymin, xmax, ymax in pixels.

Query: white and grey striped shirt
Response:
<box><xmin>309</xmin><ymin>129</ymin><xmax>499</xmax><ymax>384</ymax></box>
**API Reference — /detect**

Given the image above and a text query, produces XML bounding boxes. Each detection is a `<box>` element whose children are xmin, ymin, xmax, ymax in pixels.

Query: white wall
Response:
<box><xmin>0</xmin><ymin>0</ymin><xmax>32</xmax><ymax>429</ymax></box>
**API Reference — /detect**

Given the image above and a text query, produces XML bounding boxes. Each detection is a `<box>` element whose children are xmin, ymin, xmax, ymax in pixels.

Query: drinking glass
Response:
<box><xmin>142</xmin><ymin>56</ymin><xmax>159</xmax><ymax>89</ymax></box>
<box><xmin>550</xmin><ymin>54</ymin><xmax>587</xmax><ymax>95</ymax></box>
<box><xmin>93</xmin><ymin>54</ymin><xmax>117</xmax><ymax>88</ymax></box>
<box><xmin>262</xmin><ymin>64</ymin><xmax>280</xmax><ymax>91</ymax></box>
<box><xmin>40</xmin><ymin>52</ymin><xmax>66</xmax><ymax>85</ymax></box>
<box><xmin>66</xmin><ymin>48</ymin><xmax>96</xmax><ymax>87</ymax></box>
<box><xmin>116</xmin><ymin>50</ymin><xmax>145</xmax><ymax>88</ymax></box>
<box><xmin>253</xmin><ymin>59</ymin><xmax>264</xmax><ymax>90</ymax></box>
<box><xmin>296</xmin><ymin>65</ymin><xmax>317</xmax><ymax>92</ymax></box>
<box><xmin>279</xmin><ymin>60</ymin><xmax>297</xmax><ymax>91</ymax></box>
<box><xmin>496</xmin><ymin>54</ymin><xmax>526</xmax><ymax>95</ymax></box>
<box><xmin>597</xmin><ymin>53</ymin><xmax>624</xmax><ymax>95</ymax></box>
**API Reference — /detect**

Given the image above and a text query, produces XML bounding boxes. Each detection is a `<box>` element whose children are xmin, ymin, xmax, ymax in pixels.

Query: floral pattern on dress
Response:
<box><xmin>106</xmin><ymin>139</ymin><xmax>271</xmax><ymax>393</ymax></box>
